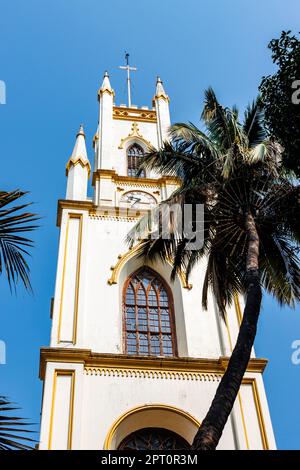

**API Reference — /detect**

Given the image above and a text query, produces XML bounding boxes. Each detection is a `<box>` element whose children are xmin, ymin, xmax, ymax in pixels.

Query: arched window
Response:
<box><xmin>127</xmin><ymin>143</ymin><xmax>146</xmax><ymax>177</ymax></box>
<box><xmin>123</xmin><ymin>267</ymin><xmax>177</xmax><ymax>357</ymax></box>
<box><xmin>118</xmin><ymin>428</ymin><xmax>190</xmax><ymax>450</ymax></box>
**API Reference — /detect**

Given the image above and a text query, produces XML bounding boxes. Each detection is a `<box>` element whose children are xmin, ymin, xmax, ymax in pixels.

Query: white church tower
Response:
<box><xmin>39</xmin><ymin>67</ymin><xmax>276</xmax><ymax>450</ymax></box>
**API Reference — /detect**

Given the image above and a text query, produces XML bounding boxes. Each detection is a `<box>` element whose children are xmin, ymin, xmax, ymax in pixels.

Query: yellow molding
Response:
<box><xmin>57</xmin><ymin>213</ymin><xmax>82</xmax><ymax>344</ymax></box>
<box><xmin>107</xmin><ymin>245</ymin><xmax>192</xmax><ymax>290</ymax></box>
<box><xmin>104</xmin><ymin>404</ymin><xmax>200</xmax><ymax>450</ymax></box>
<box><xmin>238</xmin><ymin>392</ymin><xmax>250</xmax><ymax>450</ymax></box>
<box><xmin>56</xmin><ymin>200</ymin><xmax>93</xmax><ymax>227</ymax></box>
<box><xmin>65</xmin><ymin>156</ymin><xmax>91</xmax><ymax>177</ymax></box>
<box><xmin>113</xmin><ymin>106</ymin><xmax>157</xmax><ymax>123</ymax></box>
<box><xmin>224</xmin><ymin>311</ymin><xmax>269</xmax><ymax>449</ymax></box>
<box><xmin>153</xmin><ymin>94</ymin><xmax>170</xmax><ymax>104</ymax></box>
<box><xmin>39</xmin><ymin>348</ymin><xmax>268</xmax><ymax>381</ymax></box>
<box><xmin>92</xmin><ymin>169</ymin><xmax>181</xmax><ymax>188</ymax></box>
<box><xmin>242</xmin><ymin>378</ymin><xmax>269</xmax><ymax>450</ymax></box>
<box><xmin>48</xmin><ymin>369</ymin><xmax>75</xmax><ymax>450</ymax></box>
<box><xmin>224</xmin><ymin>308</ymin><xmax>250</xmax><ymax>449</ymax></box>
<box><xmin>89</xmin><ymin>209</ymin><xmax>143</xmax><ymax>222</ymax></box>
<box><xmin>234</xmin><ymin>293</ymin><xmax>243</xmax><ymax>326</ymax></box>
<box><xmin>85</xmin><ymin>366</ymin><xmax>221</xmax><ymax>381</ymax></box>
<box><xmin>98</xmin><ymin>87</ymin><xmax>115</xmax><ymax>99</ymax></box>
<box><xmin>118</xmin><ymin>122</ymin><xmax>153</xmax><ymax>150</ymax></box>
<box><xmin>220</xmin><ymin>357</ymin><xmax>267</xmax><ymax>373</ymax></box>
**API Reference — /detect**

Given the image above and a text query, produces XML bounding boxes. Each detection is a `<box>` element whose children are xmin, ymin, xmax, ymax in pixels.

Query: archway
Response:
<box><xmin>103</xmin><ymin>404</ymin><xmax>200</xmax><ymax>450</ymax></box>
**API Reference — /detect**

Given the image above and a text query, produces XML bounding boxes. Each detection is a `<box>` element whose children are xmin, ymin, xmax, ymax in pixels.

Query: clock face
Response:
<box><xmin>120</xmin><ymin>191</ymin><xmax>157</xmax><ymax>209</ymax></box>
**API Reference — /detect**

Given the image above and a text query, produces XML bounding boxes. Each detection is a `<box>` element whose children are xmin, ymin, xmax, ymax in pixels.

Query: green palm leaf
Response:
<box><xmin>0</xmin><ymin>190</ymin><xmax>39</xmax><ymax>291</ymax></box>
<box><xmin>0</xmin><ymin>397</ymin><xmax>36</xmax><ymax>450</ymax></box>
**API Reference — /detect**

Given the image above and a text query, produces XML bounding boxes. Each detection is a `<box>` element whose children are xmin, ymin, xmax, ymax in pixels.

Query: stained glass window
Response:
<box><xmin>123</xmin><ymin>268</ymin><xmax>176</xmax><ymax>356</ymax></box>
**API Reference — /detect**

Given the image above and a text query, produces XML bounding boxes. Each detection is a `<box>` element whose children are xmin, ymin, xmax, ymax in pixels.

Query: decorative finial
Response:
<box><xmin>77</xmin><ymin>125</ymin><xmax>85</xmax><ymax>138</ymax></box>
<box><xmin>155</xmin><ymin>76</ymin><xmax>169</xmax><ymax>102</ymax></box>
<box><xmin>99</xmin><ymin>71</ymin><xmax>114</xmax><ymax>98</ymax></box>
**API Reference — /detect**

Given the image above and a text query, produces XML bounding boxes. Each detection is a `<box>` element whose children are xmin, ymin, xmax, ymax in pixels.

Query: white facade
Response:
<box><xmin>39</xmin><ymin>73</ymin><xmax>276</xmax><ymax>450</ymax></box>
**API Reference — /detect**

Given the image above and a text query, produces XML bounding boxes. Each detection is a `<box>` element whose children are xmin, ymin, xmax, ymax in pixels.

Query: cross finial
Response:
<box><xmin>118</xmin><ymin>52</ymin><xmax>137</xmax><ymax>108</ymax></box>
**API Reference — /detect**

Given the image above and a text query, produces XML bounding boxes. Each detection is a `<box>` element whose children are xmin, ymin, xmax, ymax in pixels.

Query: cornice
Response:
<box><xmin>39</xmin><ymin>347</ymin><xmax>268</xmax><ymax>381</ymax></box>
<box><xmin>56</xmin><ymin>199</ymin><xmax>94</xmax><ymax>227</ymax></box>
<box><xmin>89</xmin><ymin>206</ymin><xmax>147</xmax><ymax>221</ymax></box>
<box><xmin>92</xmin><ymin>169</ymin><xmax>181</xmax><ymax>187</ymax></box>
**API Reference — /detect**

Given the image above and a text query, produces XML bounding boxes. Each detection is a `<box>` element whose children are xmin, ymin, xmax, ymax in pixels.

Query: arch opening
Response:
<box><xmin>104</xmin><ymin>404</ymin><xmax>200</xmax><ymax>450</ymax></box>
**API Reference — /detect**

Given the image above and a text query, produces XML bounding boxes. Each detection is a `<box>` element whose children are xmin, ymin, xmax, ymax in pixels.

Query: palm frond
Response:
<box><xmin>260</xmin><ymin>234</ymin><xmax>300</xmax><ymax>306</ymax></box>
<box><xmin>0</xmin><ymin>397</ymin><xmax>36</xmax><ymax>450</ymax></box>
<box><xmin>243</xmin><ymin>99</ymin><xmax>266</xmax><ymax>147</ymax></box>
<box><xmin>201</xmin><ymin>87</ymin><xmax>235</xmax><ymax>150</ymax></box>
<box><xmin>0</xmin><ymin>190</ymin><xmax>39</xmax><ymax>291</ymax></box>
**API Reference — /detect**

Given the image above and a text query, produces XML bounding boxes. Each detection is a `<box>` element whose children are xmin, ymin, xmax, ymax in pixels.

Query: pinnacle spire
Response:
<box><xmin>72</xmin><ymin>125</ymin><xmax>88</xmax><ymax>160</ymax></box>
<box><xmin>66</xmin><ymin>125</ymin><xmax>90</xmax><ymax>176</ymax></box>
<box><xmin>155</xmin><ymin>76</ymin><xmax>169</xmax><ymax>101</ymax></box>
<box><xmin>99</xmin><ymin>70</ymin><xmax>114</xmax><ymax>96</ymax></box>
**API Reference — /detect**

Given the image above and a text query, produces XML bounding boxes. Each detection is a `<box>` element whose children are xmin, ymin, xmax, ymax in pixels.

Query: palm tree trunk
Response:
<box><xmin>192</xmin><ymin>213</ymin><xmax>261</xmax><ymax>450</ymax></box>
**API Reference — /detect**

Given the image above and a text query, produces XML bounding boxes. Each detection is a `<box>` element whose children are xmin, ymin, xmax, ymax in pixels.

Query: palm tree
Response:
<box><xmin>0</xmin><ymin>190</ymin><xmax>39</xmax><ymax>450</ymax></box>
<box><xmin>127</xmin><ymin>89</ymin><xmax>300</xmax><ymax>449</ymax></box>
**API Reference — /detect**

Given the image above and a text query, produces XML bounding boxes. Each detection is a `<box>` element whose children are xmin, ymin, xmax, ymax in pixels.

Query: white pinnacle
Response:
<box><xmin>100</xmin><ymin>70</ymin><xmax>112</xmax><ymax>92</ymax></box>
<box><xmin>155</xmin><ymin>76</ymin><xmax>168</xmax><ymax>99</ymax></box>
<box><xmin>71</xmin><ymin>124</ymin><xmax>88</xmax><ymax>162</ymax></box>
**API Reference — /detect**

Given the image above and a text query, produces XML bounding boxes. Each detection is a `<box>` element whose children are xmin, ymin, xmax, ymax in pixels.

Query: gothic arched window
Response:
<box><xmin>118</xmin><ymin>428</ymin><xmax>190</xmax><ymax>450</ymax></box>
<box><xmin>127</xmin><ymin>143</ymin><xmax>146</xmax><ymax>177</ymax></box>
<box><xmin>123</xmin><ymin>267</ymin><xmax>177</xmax><ymax>357</ymax></box>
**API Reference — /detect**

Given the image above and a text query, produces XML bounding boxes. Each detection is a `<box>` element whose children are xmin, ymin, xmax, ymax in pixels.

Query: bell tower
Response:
<box><xmin>38</xmin><ymin>68</ymin><xmax>276</xmax><ymax>450</ymax></box>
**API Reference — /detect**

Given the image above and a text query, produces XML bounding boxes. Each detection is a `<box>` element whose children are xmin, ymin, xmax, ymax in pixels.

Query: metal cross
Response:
<box><xmin>118</xmin><ymin>52</ymin><xmax>137</xmax><ymax>108</ymax></box>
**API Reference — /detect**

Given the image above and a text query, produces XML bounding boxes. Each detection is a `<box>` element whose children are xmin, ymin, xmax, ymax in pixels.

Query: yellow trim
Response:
<box><xmin>92</xmin><ymin>169</ymin><xmax>181</xmax><ymax>188</ymax></box>
<box><xmin>57</xmin><ymin>213</ymin><xmax>83</xmax><ymax>344</ymax></box>
<box><xmin>118</xmin><ymin>122</ymin><xmax>153</xmax><ymax>149</ymax></box>
<box><xmin>224</xmin><ymin>311</ymin><xmax>250</xmax><ymax>449</ymax></box>
<box><xmin>39</xmin><ymin>348</ymin><xmax>267</xmax><ymax>380</ymax></box>
<box><xmin>224</xmin><ymin>312</ymin><xmax>268</xmax><ymax>449</ymax></box>
<box><xmin>98</xmin><ymin>87</ymin><xmax>115</xmax><ymax>98</ymax></box>
<box><xmin>238</xmin><ymin>392</ymin><xmax>250</xmax><ymax>450</ymax></box>
<box><xmin>224</xmin><ymin>312</ymin><xmax>233</xmax><ymax>351</ymax></box>
<box><xmin>73</xmin><ymin>214</ymin><xmax>83</xmax><ymax>344</ymax></box>
<box><xmin>113</xmin><ymin>106</ymin><xmax>157</xmax><ymax>123</ymax></box>
<box><xmin>56</xmin><ymin>200</ymin><xmax>93</xmax><ymax>227</ymax></box>
<box><xmin>154</xmin><ymin>94</ymin><xmax>170</xmax><ymax>103</ymax></box>
<box><xmin>234</xmin><ymin>294</ymin><xmax>243</xmax><ymax>326</ymax></box>
<box><xmin>103</xmin><ymin>404</ymin><xmax>200</xmax><ymax>450</ymax></box>
<box><xmin>48</xmin><ymin>370</ymin><xmax>75</xmax><ymax>450</ymax></box>
<box><xmin>242</xmin><ymin>378</ymin><xmax>269</xmax><ymax>450</ymax></box>
<box><xmin>107</xmin><ymin>245</ymin><xmax>192</xmax><ymax>290</ymax></box>
<box><xmin>65</xmin><ymin>156</ymin><xmax>91</xmax><ymax>177</ymax></box>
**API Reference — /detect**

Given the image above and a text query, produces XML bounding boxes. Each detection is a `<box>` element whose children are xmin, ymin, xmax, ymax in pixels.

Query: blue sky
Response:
<box><xmin>0</xmin><ymin>0</ymin><xmax>300</xmax><ymax>449</ymax></box>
